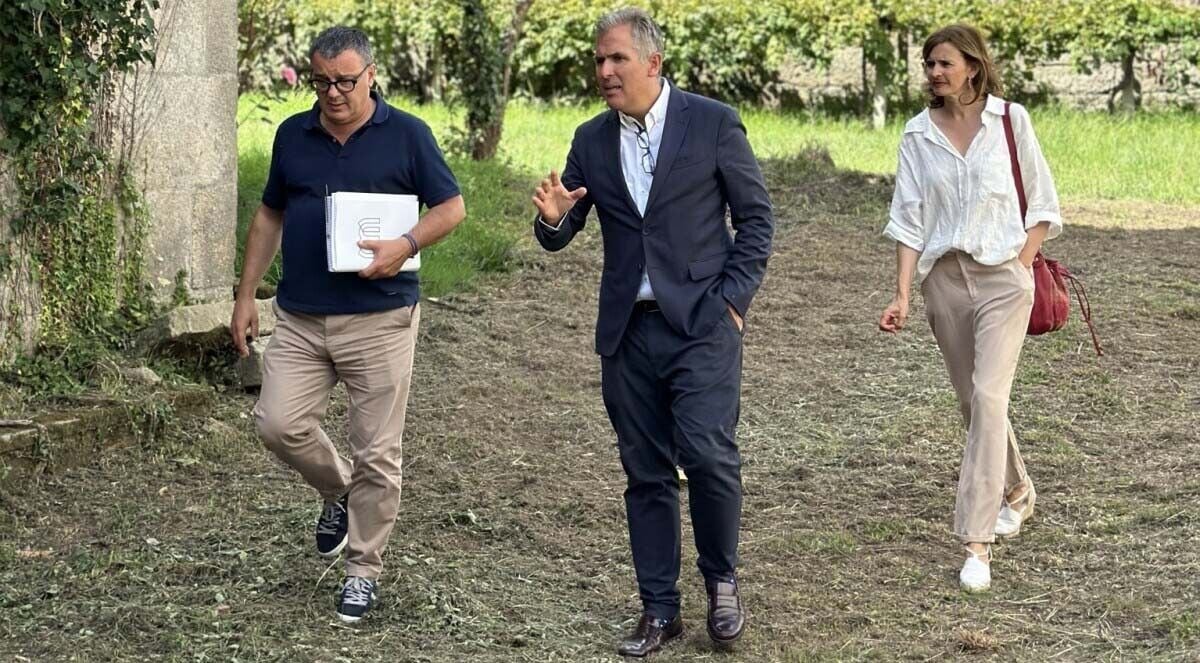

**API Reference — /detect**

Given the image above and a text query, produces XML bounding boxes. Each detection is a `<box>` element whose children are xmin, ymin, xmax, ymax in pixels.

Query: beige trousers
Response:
<box><xmin>254</xmin><ymin>303</ymin><xmax>420</xmax><ymax>579</ymax></box>
<box><xmin>922</xmin><ymin>252</ymin><xmax>1033</xmax><ymax>544</ymax></box>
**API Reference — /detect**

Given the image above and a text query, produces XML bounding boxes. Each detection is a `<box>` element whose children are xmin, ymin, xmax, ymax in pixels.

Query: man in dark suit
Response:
<box><xmin>531</xmin><ymin>8</ymin><xmax>774</xmax><ymax>657</ymax></box>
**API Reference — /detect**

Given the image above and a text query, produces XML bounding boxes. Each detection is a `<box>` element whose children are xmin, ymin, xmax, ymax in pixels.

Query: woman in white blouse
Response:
<box><xmin>878</xmin><ymin>24</ymin><xmax>1061</xmax><ymax>592</ymax></box>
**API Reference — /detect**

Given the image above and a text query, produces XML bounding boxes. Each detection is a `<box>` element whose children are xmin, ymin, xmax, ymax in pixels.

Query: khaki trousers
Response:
<box><xmin>922</xmin><ymin>253</ymin><xmax>1032</xmax><ymax>543</ymax></box>
<box><xmin>253</xmin><ymin>303</ymin><xmax>420</xmax><ymax>579</ymax></box>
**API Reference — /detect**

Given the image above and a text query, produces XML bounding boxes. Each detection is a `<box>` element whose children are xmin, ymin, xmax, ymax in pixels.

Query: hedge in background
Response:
<box><xmin>512</xmin><ymin>0</ymin><xmax>821</xmax><ymax>102</ymax></box>
<box><xmin>238</xmin><ymin>0</ymin><xmax>1200</xmax><ymax>112</ymax></box>
<box><xmin>239</xmin><ymin>0</ymin><xmax>463</xmax><ymax>98</ymax></box>
<box><xmin>239</xmin><ymin>0</ymin><xmax>820</xmax><ymax>105</ymax></box>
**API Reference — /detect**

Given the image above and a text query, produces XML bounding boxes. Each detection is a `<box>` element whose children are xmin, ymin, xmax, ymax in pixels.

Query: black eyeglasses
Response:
<box><xmin>308</xmin><ymin>63</ymin><xmax>372</xmax><ymax>94</ymax></box>
<box><xmin>634</xmin><ymin>124</ymin><xmax>655</xmax><ymax>175</ymax></box>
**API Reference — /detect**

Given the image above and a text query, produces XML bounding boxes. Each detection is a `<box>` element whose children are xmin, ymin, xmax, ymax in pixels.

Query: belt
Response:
<box><xmin>633</xmin><ymin>300</ymin><xmax>661</xmax><ymax>314</ymax></box>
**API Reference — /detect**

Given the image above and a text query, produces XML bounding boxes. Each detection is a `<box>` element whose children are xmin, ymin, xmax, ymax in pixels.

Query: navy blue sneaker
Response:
<box><xmin>336</xmin><ymin>576</ymin><xmax>377</xmax><ymax>623</ymax></box>
<box><xmin>315</xmin><ymin>494</ymin><xmax>348</xmax><ymax>558</ymax></box>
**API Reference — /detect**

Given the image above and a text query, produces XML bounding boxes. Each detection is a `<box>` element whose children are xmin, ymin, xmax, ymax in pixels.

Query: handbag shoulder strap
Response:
<box><xmin>1005</xmin><ymin>104</ymin><xmax>1103</xmax><ymax>357</ymax></box>
<box><xmin>1002</xmin><ymin>102</ymin><xmax>1029</xmax><ymax>225</ymax></box>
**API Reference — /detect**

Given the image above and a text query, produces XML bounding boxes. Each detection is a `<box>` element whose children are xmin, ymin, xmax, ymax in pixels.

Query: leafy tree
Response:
<box><xmin>1058</xmin><ymin>0</ymin><xmax>1200</xmax><ymax>112</ymax></box>
<box><xmin>509</xmin><ymin>0</ymin><xmax>610</xmax><ymax>99</ymax></box>
<box><xmin>796</xmin><ymin>0</ymin><xmax>947</xmax><ymax>128</ymax></box>
<box><xmin>966</xmin><ymin>0</ymin><xmax>1073</xmax><ymax>99</ymax></box>
<box><xmin>460</xmin><ymin>0</ymin><xmax>535</xmax><ymax>160</ymax></box>
<box><xmin>653</xmin><ymin>0</ymin><xmax>818</xmax><ymax>103</ymax></box>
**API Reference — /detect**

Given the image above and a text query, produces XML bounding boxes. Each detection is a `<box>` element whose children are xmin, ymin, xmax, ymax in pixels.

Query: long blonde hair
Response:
<box><xmin>923</xmin><ymin>24</ymin><xmax>1003</xmax><ymax>108</ymax></box>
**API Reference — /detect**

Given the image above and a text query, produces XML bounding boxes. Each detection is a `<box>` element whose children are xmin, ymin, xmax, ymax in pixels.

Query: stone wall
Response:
<box><xmin>1032</xmin><ymin>52</ymin><xmax>1200</xmax><ymax>110</ymax></box>
<box><xmin>0</xmin><ymin>142</ymin><xmax>41</xmax><ymax>364</ymax></box>
<box><xmin>123</xmin><ymin>0</ymin><xmax>239</xmax><ymax>302</ymax></box>
<box><xmin>0</xmin><ymin>0</ymin><xmax>237</xmax><ymax>363</ymax></box>
<box><xmin>781</xmin><ymin>46</ymin><xmax>1200</xmax><ymax>112</ymax></box>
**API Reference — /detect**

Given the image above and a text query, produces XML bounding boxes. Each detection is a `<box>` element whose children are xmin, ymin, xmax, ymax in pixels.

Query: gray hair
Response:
<box><xmin>309</xmin><ymin>26</ymin><xmax>374</xmax><ymax>64</ymax></box>
<box><xmin>595</xmin><ymin>8</ymin><xmax>665</xmax><ymax>61</ymax></box>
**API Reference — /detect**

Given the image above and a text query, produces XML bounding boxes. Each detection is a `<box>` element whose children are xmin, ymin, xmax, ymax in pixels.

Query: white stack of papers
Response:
<box><xmin>325</xmin><ymin>191</ymin><xmax>421</xmax><ymax>273</ymax></box>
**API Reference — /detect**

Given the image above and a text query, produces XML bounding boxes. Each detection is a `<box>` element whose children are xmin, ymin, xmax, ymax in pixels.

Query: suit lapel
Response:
<box><xmin>644</xmin><ymin>86</ymin><xmax>690</xmax><ymax>215</ymax></box>
<box><xmin>604</xmin><ymin>112</ymin><xmax>642</xmax><ymax>219</ymax></box>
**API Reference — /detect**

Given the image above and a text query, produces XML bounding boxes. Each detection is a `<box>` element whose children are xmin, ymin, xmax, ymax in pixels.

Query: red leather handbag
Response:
<box><xmin>1003</xmin><ymin>103</ymin><xmax>1103</xmax><ymax>356</ymax></box>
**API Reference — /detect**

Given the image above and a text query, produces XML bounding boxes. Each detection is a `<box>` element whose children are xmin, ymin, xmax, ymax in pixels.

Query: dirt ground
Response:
<box><xmin>2</xmin><ymin>156</ymin><xmax>1198</xmax><ymax>661</ymax></box>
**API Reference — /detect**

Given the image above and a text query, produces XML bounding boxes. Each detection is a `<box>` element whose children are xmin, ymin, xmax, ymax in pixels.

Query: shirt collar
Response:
<box><xmin>907</xmin><ymin>94</ymin><xmax>1006</xmax><ymax>137</ymax></box>
<box><xmin>618</xmin><ymin>79</ymin><xmax>670</xmax><ymax>133</ymax></box>
<box><xmin>303</xmin><ymin>90</ymin><xmax>390</xmax><ymax>131</ymax></box>
<box><xmin>983</xmin><ymin>94</ymin><xmax>1006</xmax><ymax>117</ymax></box>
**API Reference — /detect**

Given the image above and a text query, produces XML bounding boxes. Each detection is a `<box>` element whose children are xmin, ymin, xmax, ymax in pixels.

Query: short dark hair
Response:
<box><xmin>309</xmin><ymin>26</ymin><xmax>374</xmax><ymax>64</ymax></box>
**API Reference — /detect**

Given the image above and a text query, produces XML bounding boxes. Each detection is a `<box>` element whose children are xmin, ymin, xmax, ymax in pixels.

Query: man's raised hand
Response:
<box><xmin>532</xmin><ymin>170</ymin><xmax>587</xmax><ymax>226</ymax></box>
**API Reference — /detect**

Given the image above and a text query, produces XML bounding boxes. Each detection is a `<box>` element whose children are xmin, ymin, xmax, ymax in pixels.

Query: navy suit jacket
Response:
<box><xmin>534</xmin><ymin>85</ymin><xmax>774</xmax><ymax>357</ymax></box>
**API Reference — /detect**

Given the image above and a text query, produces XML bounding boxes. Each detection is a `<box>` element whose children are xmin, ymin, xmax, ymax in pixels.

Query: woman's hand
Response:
<box><xmin>1019</xmin><ymin>221</ymin><xmax>1052</xmax><ymax>268</ymax></box>
<box><xmin>879</xmin><ymin>295</ymin><xmax>910</xmax><ymax>334</ymax></box>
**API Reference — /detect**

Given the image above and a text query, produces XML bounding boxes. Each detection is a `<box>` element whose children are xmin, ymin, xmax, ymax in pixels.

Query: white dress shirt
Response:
<box><xmin>883</xmin><ymin>95</ymin><xmax>1062</xmax><ymax>283</ymax></box>
<box><xmin>542</xmin><ymin>80</ymin><xmax>671</xmax><ymax>301</ymax></box>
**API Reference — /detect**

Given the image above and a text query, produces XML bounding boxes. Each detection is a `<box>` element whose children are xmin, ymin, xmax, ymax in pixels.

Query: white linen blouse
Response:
<box><xmin>883</xmin><ymin>95</ymin><xmax>1062</xmax><ymax>282</ymax></box>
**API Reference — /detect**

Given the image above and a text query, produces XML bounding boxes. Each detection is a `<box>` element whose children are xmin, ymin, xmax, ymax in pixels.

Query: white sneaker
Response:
<box><xmin>994</xmin><ymin>482</ymin><xmax>1036</xmax><ymax>539</ymax></box>
<box><xmin>994</xmin><ymin>504</ymin><xmax>1022</xmax><ymax>537</ymax></box>
<box><xmin>959</xmin><ymin>547</ymin><xmax>991</xmax><ymax>592</ymax></box>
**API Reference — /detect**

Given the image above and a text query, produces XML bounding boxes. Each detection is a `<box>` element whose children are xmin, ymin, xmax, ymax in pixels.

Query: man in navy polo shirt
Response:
<box><xmin>230</xmin><ymin>26</ymin><xmax>465</xmax><ymax>623</ymax></box>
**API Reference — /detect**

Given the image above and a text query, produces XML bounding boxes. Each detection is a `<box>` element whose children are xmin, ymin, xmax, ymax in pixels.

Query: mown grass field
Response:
<box><xmin>1</xmin><ymin>94</ymin><xmax>1196</xmax><ymax>661</ymax></box>
<box><xmin>3</xmin><ymin>152</ymin><xmax>1198</xmax><ymax>660</ymax></box>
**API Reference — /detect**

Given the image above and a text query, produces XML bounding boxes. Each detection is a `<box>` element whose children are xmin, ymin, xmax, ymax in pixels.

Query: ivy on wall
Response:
<box><xmin>0</xmin><ymin>0</ymin><xmax>160</xmax><ymax>350</ymax></box>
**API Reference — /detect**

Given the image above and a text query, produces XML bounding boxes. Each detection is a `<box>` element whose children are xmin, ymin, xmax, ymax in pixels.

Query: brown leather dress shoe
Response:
<box><xmin>706</xmin><ymin>579</ymin><xmax>746</xmax><ymax>647</ymax></box>
<box><xmin>617</xmin><ymin>614</ymin><xmax>684</xmax><ymax>657</ymax></box>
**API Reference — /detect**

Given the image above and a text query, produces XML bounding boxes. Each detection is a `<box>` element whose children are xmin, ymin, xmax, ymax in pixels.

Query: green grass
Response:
<box><xmin>238</xmin><ymin>93</ymin><xmax>1200</xmax><ymax>294</ymax></box>
<box><xmin>1159</xmin><ymin>611</ymin><xmax>1200</xmax><ymax>646</ymax></box>
<box><xmin>741</xmin><ymin>106</ymin><xmax>1200</xmax><ymax>206</ymax></box>
<box><xmin>1025</xmin><ymin>107</ymin><xmax>1200</xmax><ymax>205</ymax></box>
<box><xmin>243</xmin><ymin>93</ymin><xmax>1200</xmax><ymax>204</ymax></box>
